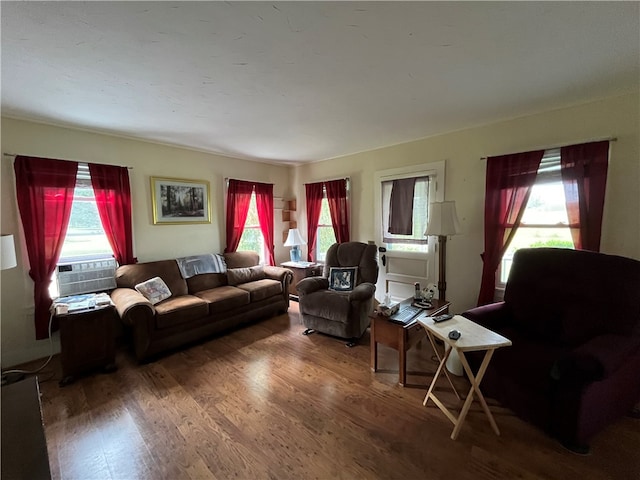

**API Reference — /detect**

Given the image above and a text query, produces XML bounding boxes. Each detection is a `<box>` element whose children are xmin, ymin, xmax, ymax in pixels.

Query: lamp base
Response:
<box><xmin>290</xmin><ymin>246</ymin><xmax>301</xmax><ymax>262</ymax></box>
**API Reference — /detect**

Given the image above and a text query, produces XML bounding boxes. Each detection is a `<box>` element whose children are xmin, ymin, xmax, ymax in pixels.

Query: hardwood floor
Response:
<box><xmin>27</xmin><ymin>302</ymin><xmax>639</xmax><ymax>479</ymax></box>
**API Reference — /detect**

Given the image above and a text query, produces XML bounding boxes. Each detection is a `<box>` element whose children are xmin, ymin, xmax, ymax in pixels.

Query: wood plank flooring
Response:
<box><xmin>25</xmin><ymin>302</ymin><xmax>640</xmax><ymax>479</ymax></box>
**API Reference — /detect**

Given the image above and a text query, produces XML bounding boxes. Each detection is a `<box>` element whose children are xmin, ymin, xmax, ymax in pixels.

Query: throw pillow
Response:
<box><xmin>135</xmin><ymin>276</ymin><xmax>172</xmax><ymax>305</ymax></box>
<box><xmin>227</xmin><ymin>265</ymin><xmax>265</xmax><ymax>286</ymax></box>
<box><xmin>329</xmin><ymin>266</ymin><xmax>358</xmax><ymax>291</ymax></box>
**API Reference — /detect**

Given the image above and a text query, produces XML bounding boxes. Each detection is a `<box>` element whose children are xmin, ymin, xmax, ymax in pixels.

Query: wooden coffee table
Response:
<box><xmin>418</xmin><ymin>314</ymin><xmax>512</xmax><ymax>440</ymax></box>
<box><xmin>370</xmin><ymin>298</ymin><xmax>450</xmax><ymax>386</ymax></box>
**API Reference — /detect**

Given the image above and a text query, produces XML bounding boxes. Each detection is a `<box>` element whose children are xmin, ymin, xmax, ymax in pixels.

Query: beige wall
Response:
<box><xmin>293</xmin><ymin>92</ymin><xmax>639</xmax><ymax>315</ymax></box>
<box><xmin>2</xmin><ymin>92</ymin><xmax>638</xmax><ymax>366</ymax></box>
<box><xmin>1</xmin><ymin>118</ymin><xmax>291</xmax><ymax>366</ymax></box>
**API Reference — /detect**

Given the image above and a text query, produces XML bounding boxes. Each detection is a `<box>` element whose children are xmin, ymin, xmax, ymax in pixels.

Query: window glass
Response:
<box><xmin>381</xmin><ymin>176</ymin><xmax>429</xmax><ymax>252</ymax></box>
<box><xmin>316</xmin><ymin>196</ymin><xmax>337</xmax><ymax>262</ymax></box>
<box><xmin>58</xmin><ymin>166</ymin><xmax>113</xmax><ymax>263</ymax></box>
<box><xmin>499</xmin><ymin>151</ymin><xmax>574</xmax><ymax>283</ymax></box>
<box><xmin>238</xmin><ymin>192</ymin><xmax>265</xmax><ymax>263</ymax></box>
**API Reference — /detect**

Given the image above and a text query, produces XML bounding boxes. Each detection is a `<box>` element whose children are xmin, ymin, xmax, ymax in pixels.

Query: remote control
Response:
<box><xmin>433</xmin><ymin>314</ymin><xmax>453</xmax><ymax>323</ymax></box>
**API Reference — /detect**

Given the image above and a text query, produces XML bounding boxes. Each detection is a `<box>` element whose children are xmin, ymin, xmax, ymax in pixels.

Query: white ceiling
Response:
<box><xmin>2</xmin><ymin>2</ymin><xmax>638</xmax><ymax>165</ymax></box>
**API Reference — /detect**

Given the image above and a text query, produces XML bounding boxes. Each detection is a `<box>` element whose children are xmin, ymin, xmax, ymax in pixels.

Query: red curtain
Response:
<box><xmin>305</xmin><ymin>182</ymin><xmax>324</xmax><ymax>261</ymax></box>
<box><xmin>255</xmin><ymin>182</ymin><xmax>275</xmax><ymax>265</ymax></box>
<box><xmin>88</xmin><ymin>163</ymin><xmax>136</xmax><ymax>265</ymax></box>
<box><xmin>477</xmin><ymin>150</ymin><xmax>544</xmax><ymax>305</ymax></box>
<box><xmin>325</xmin><ymin>179</ymin><xmax>350</xmax><ymax>243</ymax></box>
<box><xmin>560</xmin><ymin>141</ymin><xmax>609</xmax><ymax>252</ymax></box>
<box><xmin>14</xmin><ymin>156</ymin><xmax>78</xmax><ymax>339</ymax></box>
<box><xmin>224</xmin><ymin>179</ymin><xmax>254</xmax><ymax>253</ymax></box>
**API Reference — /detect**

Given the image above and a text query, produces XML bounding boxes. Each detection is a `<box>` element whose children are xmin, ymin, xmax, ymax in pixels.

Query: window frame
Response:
<box><xmin>236</xmin><ymin>191</ymin><xmax>266</xmax><ymax>264</ymax></box>
<box><xmin>57</xmin><ymin>163</ymin><xmax>114</xmax><ymax>264</ymax></box>
<box><xmin>315</xmin><ymin>188</ymin><xmax>337</xmax><ymax>262</ymax></box>
<box><xmin>496</xmin><ymin>149</ymin><xmax>574</xmax><ymax>287</ymax></box>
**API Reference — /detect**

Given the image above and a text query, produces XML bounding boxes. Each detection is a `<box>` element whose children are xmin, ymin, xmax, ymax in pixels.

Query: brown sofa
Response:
<box><xmin>110</xmin><ymin>251</ymin><xmax>293</xmax><ymax>361</ymax></box>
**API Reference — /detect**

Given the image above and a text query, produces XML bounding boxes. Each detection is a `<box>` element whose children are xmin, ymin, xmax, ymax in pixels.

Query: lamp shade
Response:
<box><xmin>425</xmin><ymin>201</ymin><xmax>461</xmax><ymax>236</ymax></box>
<box><xmin>283</xmin><ymin>228</ymin><xmax>306</xmax><ymax>247</ymax></box>
<box><xmin>1</xmin><ymin>234</ymin><xmax>17</xmax><ymax>270</ymax></box>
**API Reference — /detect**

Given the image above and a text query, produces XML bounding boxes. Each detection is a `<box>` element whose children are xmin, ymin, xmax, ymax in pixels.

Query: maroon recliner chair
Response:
<box><xmin>462</xmin><ymin>248</ymin><xmax>640</xmax><ymax>452</ymax></box>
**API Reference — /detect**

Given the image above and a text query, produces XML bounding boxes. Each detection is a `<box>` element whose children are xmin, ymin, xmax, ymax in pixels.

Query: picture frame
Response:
<box><xmin>151</xmin><ymin>176</ymin><xmax>211</xmax><ymax>225</ymax></box>
<box><xmin>329</xmin><ymin>266</ymin><xmax>358</xmax><ymax>292</ymax></box>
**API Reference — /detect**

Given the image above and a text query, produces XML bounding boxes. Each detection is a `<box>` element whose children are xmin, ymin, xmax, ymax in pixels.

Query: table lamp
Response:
<box><xmin>424</xmin><ymin>201</ymin><xmax>460</xmax><ymax>301</ymax></box>
<box><xmin>284</xmin><ymin>228</ymin><xmax>306</xmax><ymax>262</ymax></box>
<box><xmin>1</xmin><ymin>234</ymin><xmax>17</xmax><ymax>270</ymax></box>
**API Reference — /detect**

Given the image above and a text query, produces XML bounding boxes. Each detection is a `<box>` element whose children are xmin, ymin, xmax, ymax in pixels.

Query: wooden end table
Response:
<box><xmin>280</xmin><ymin>261</ymin><xmax>323</xmax><ymax>300</ymax></box>
<box><xmin>418</xmin><ymin>314</ymin><xmax>512</xmax><ymax>440</ymax></box>
<box><xmin>56</xmin><ymin>304</ymin><xmax>118</xmax><ymax>386</ymax></box>
<box><xmin>370</xmin><ymin>298</ymin><xmax>450</xmax><ymax>386</ymax></box>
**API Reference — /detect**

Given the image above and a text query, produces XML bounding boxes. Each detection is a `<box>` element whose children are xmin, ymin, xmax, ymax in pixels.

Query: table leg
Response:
<box><xmin>450</xmin><ymin>349</ymin><xmax>498</xmax><ymax>440</ymax></box>
<box><xmin>423</xmin><ymin>345</ymin><xmax>452</xmax><ymax>406</ymax></box>
<box><xmin>425</xmin><ymin>332</ymin><xmax>460</xmax><ymax>400</ymax></box>
<box><xmin>370</xmin><ymin>322</ymin><xmax>378</xmax><ymax>372</ymax></box>
<box><xmin>399</xmin><ymin>329</ymin><xmax>407</xmax><ymax>386</ymax></box>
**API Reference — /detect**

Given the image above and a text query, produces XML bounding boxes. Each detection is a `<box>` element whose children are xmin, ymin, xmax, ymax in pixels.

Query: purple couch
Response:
<box><xmin>462</xmin><ymin>248</ymin><xmax>640</xmax><ymax>451</ymax></box>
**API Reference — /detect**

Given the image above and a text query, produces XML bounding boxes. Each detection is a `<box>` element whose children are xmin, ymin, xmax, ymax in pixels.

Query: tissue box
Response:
<box><xmin>378</xmin><ymin>302</ymin><xmax>400</xmax><ymax>317</ymax></box>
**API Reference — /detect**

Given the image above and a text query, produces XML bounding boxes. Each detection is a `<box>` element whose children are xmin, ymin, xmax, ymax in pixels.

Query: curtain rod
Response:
<box><xmin>303</xmin><ymin>176</ymin><xmax>350</xmax><ymax>185</ymax></box>
<box><xmin>479</xmin><ymin>136</ymin><xmax>617</xmax><ymax>160</ymax></box>
<box><xmin>2</xmin><ymin>152</ymin><xmax>133</xmax><ymax>169</ymax></box>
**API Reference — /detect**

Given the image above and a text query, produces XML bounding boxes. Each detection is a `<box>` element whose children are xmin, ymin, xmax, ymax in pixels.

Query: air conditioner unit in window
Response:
<box><xmin>56</xmin><ymin>258</ymin><xmax>118</xmax><ymax>297</ymax></box>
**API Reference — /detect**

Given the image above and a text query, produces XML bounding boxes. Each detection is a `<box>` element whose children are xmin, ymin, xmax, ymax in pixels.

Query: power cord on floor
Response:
<box><xmin>1</xmin><ymin>313</ymin><xmax>55</xmax><ymax>386</ymax></box>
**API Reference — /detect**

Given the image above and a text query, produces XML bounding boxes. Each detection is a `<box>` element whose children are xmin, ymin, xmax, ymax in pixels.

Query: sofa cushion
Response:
<box><xmin>300</xmin><ymin>290</ymin><xmax>351</xmax><ymax>324</ymax></box>
<box><xmin>195</xmin><ymin>286</ymin><xmax>250</xmax><ymax>314</ymax></box>
<box><xmin>134</xmin><ymin>276</ymin><xmax>172</xmax><ymax>305</ymax></box>
<box><xmin>154</xmin><ymin>295</ymin><xmax>209</xmax><ymax>329</ymax></box>
<box><xmin>237</xmin><ymin>279</ymin><xmax>283</xmax><ymax>302</ymax></box>
<box><xmin>227</xmin><ymin>265</ymin><xmax>265</xmax><ymax>286</ymax></box>
<box><xmin>116</xmin><ymin>259</ymin><xmax>188</xmax><ymax>297</ymax></box>
<box><xmin>186</xmin><ymin>273</ymin><xmax>228</xmax><ymax>294</ymax></box>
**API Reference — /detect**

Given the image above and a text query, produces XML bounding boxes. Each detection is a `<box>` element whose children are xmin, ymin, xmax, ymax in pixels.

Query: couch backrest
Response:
<box><xmin>115</xmin><ymin>259</ymin><xmax>188</xmax><ymax>297</ymax></box>
<box><xmin>504</xmin><ymin>248</ymin><xmax>640</xmax><ymax>345</ymax></box>
<box><xmin>324</xmin><ymin>242</ymin><xmax>379</xmax><ymax>285</ymax></box>
<box><xmin>224</xmin><ymin>251</ymin><xmax>260</xmax><ymax>269</ymax></box>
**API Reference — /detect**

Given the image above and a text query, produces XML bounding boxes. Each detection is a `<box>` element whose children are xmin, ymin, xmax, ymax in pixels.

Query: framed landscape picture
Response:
<box><xmin>151</xmin><ymin>177</ymin><xmax>211</xmax><ymax>225</ymax></box>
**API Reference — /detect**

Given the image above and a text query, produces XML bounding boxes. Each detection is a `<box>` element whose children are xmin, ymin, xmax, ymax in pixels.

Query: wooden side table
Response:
<box><xmin>370</xmin><ymin>298</ymin><xmax>450</xmax><ymax>386</ymax></box>
<box><xmin>56</xmin><ymin>305</ymin><xmax>118</xmax><ymax>386</ymax></box>
<box><xmin>418</xmin><ymin>314</ymin><xmax>512</xmax><ymax>440</ymax></box>
<box><xmin>280</xmin><ymin>261</ymin><xmax>323</xmax><ymax>299</ymax></box>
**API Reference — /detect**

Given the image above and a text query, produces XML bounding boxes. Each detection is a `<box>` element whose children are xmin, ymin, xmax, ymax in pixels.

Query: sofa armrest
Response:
<box><xmin>263</xmin><ymin>265</ymin><xmax>293</xmax><ymax>284</ymax></box>
<box><xmin>348</xmin><ymin>282</ymin><xmax>376</xmax><ymax>302</ymax></box>
<box><xmin>462</xmin><ymin>301</ymin><xmax>511</xmax><ymax>331</ymax></box>
<box><xmin>110</xmin><ymin>287</ymin><xmax>155</xmax><ymax>326</ymax></box>
<box><xmin>552</xmin><ymin>334</ymin><xmax>640</xmax><ymax>382</ymax></box>
<box><xmin>297</xmin><ymin>276</ymin><xmax>329</xmax><ymax>295</ymax></box>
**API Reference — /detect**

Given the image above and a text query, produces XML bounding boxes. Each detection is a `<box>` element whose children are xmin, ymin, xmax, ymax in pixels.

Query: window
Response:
<box><xmin>498</xmin><ymin>149</ymin><xmax>574</xmax><ymax>284</ymax></box>
<box><xmin>237</xmin><ymin>192</ymin><xmax>265</xmax><ymax>263</ymax></box>
<box><xmin>58</xmin><ymin>164</ymin><xmax>113</xmax><ymax>263</ymax></box>
<box><xmin>381</xmin><ymin>176</ymin><xmax>430</xmax><ymax>252</ymax></box>
<box><xmin>316</xmin><ymin>191</ymin><xmax>337</xmax><ymax>262</ymax></box>
<box><xmin>50</xmin><ymin>164</ymin><xmax>115</xmax><ymax>298</ymax></box>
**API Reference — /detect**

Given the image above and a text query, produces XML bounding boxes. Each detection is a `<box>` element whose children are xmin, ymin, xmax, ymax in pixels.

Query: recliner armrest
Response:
<box><xmin>462</xmin><ymin>301</ymin><xmax>511</xmax><ymax>330</ymax></box>
<box><xmin>552</xmin><ymin>334</ymin><xmax>640</xmax><ymax>382</ymax></box>
<box><xmin>296</xmin><ymin>277</ymin><xmax>329</xmax><ymax>295</ymax></box>
<box><xmin>348</xmin><ymin>282</ymin><xmax>375</xmax><ymax>302</ymax></box>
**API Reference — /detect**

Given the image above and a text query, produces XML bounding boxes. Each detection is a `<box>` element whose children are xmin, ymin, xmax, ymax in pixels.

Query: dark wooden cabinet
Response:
<box><xmin>280</xmin><ymin>261</ymin><xmax>324</xmax><ymax>299</ymax></box>
<box><xmin>57</xmin><ymin>305</ymin><xmax>118</xmax><ymax>386</ymax></box>
<box><xmin>1</xmin><ymin>377</ymin><xmax>51</xmax><ymax>479</ymax></box>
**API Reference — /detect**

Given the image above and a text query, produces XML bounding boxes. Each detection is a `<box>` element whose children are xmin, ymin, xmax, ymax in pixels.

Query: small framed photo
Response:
<box><xmin>151</xmin><ymin>177</ymin><xmax>211</xmax><ymax>225</ymax></box>
<box><xmin>329</xmin><ymin>267</ymin><xmax>358</xmax><ymax>291</ymax></box>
